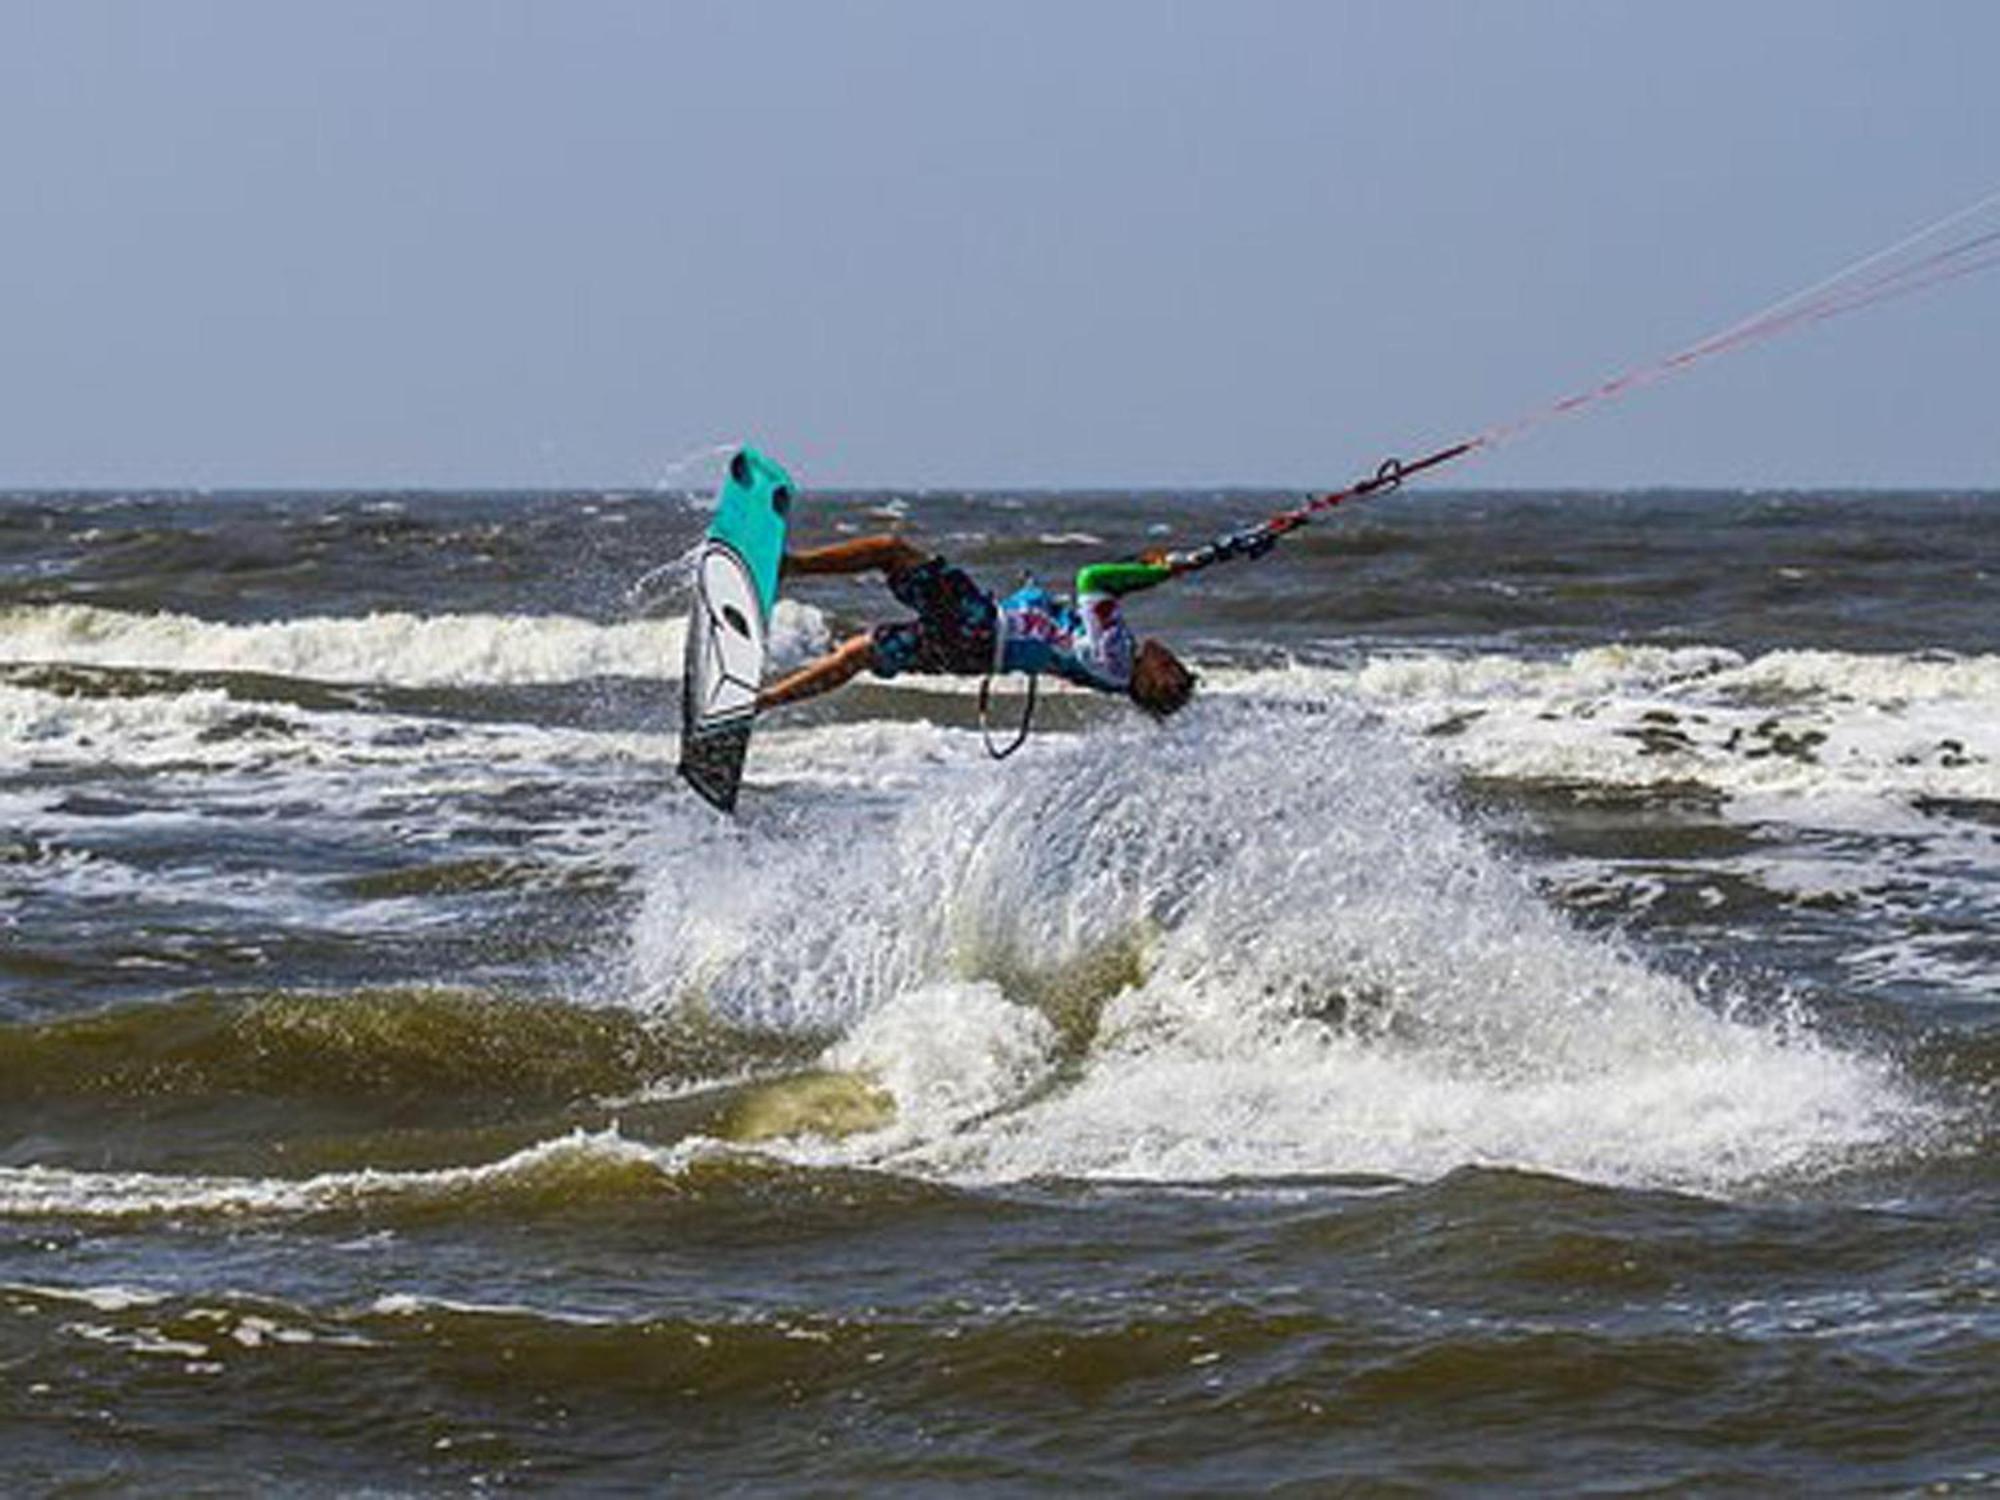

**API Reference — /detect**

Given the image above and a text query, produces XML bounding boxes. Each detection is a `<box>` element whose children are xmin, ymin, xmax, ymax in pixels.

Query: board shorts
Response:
<box><xmin>869</xmin><ymin>557</ymin><xmax>998</xmax><ymax>677</ymax></box>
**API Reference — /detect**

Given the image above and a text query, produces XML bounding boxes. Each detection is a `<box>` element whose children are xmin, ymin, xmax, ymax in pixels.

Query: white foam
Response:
<box><xmin>1207</xmin><ymin>646</ymin><xmax>2000</xmax><ymax>809</ymax></box>
<box><xmin>0</xmin><ymin>600</ymin><xmax>826</xmax><ymax>688</ymax></box>
<box><xmin>1843</xmin><ymin>935</ymin><xmax>2000</xmax><ymax>1001</ymax></box>
<box><xmin>1720</xmin><ymin>649</ymin><xmax>2000</xmax><ymax>706</ymax></box>
<box><xmin>0</xmin><ymin>1128</ymin><xmax>702</xmax><ymax>1221</ymax></box>
<box><xmin>0</xmin><ymin>1281</ymin><xmax>167</xmax><ymax>1312</ymax></box>
<box><xmin>0</xmin><ymin>681</ymin><xmax>256</xmax><ymax>759</ymax></box>
<box><xmin>0</xmin><ymin>669</ymin><xmax>684</xmax><ymax>775</ymax></box>
<box><xmin>918</xmin><ymin>1009</ymin><xmax>1899</xmax><ymax>1188</ymax></box>
<box><xmin>810</xmin><ymin>982</ymin><xmax>1059</xmax><ymax>1155</ymax></box>
<box><xmin>63</xmin><ymin>1322</ymin><xmax>211</xmax><ymax>1358</ymax></box>
<box><xmin>626</xmin><ymin>706</ymin><xmax>1927</xmax><ymax>1194</ymax></box>
<box><xmin>369</xmin><ymin>1292</ymin><xmax>614</xmax><ymax>1326</ymax></box>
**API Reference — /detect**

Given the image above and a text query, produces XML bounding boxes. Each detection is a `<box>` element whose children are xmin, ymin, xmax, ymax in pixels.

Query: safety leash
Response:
<box><xmin>977</xmin><ymin>607</ymin><xmax>1037</xmax><ymax>759</ymax></box>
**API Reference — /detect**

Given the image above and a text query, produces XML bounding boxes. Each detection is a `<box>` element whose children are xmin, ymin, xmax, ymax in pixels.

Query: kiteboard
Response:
<box><xmin>678</xmin><ymin>447</ymin><xmax>793</xmax><ymax>812</ymax></box>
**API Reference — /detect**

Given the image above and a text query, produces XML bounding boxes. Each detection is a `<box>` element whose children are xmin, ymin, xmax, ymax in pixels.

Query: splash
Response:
<box><xmin>627</xmin><ymin>703</ymin><xmax>1922</xmax><ymax>1192</ymax></box>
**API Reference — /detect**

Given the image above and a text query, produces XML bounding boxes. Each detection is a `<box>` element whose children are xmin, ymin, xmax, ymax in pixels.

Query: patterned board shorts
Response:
<box><xmin>870</xmin><ymin>557</ymin><xmax>998</xmax><ymax>677</ymax></box>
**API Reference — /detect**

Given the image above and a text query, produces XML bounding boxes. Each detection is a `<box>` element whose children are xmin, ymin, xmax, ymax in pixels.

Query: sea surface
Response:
<box><xmin>0</xmin><ymin>482</ymin><xmax>1995</xmax><ymax>1493</ymax></box>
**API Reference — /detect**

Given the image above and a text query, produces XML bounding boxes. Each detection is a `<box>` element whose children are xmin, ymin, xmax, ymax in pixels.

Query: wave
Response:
<box><xmin>0</xmin><ymin>988</ymin><xmax>820</xmax><ymax>1112</ymax></box>
<box><xmin>1313</xmin><ymin>643</ymin><xmax>2000</xmax><ymax>716</ymax></box>
<box><xmin>0</xmin><ymin>1123</ymin><xmax>966</xmax><ymax>1226</ymax></box>
<box><xmin>0</xmin><ymin>601</ymin><xmax>826</xmax><ymax>689</ymax></box>
<box><xmin>0</xmin><ymin>1128</ymin><xmax>704</xmax><ymax>1222</ymax></box>
<box><xmin>627</xmin><ymin>704</ymin><xmax>1934</xmax><ymax>1193</ymax></box>
<box><xmin>1205</xmin><ymin>646</ymin><xmax>2000</xmax><ymax>808</ymax></box>
<box><xmin>0</xmin><ymin>675</ymin><xmax>684</xmax><ymax>780</ymax></box>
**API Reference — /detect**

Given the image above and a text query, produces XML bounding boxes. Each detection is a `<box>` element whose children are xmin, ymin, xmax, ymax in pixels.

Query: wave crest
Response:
<box><xmin>0</xmin><ymin>601</ymin><xmax>826</xmax><ymax>688</ymax></box>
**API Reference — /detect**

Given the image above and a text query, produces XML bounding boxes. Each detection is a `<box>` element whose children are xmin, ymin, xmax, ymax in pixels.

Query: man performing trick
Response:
<box><xmin>755</xmin><ymin>536</ymin><xmax>1196</xmax><ymax>720</ymax></box>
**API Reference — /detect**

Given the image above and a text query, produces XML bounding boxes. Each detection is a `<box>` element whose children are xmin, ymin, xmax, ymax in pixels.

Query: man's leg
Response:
<box><xmin>783</xmin><ymin>535</ymin><xmax>927</xmax><ymax>580</ymax></box>
<box><xmin>756</xmin><ymin>634</ymin><xmax>876</xmax><ymax>712</ymax></box>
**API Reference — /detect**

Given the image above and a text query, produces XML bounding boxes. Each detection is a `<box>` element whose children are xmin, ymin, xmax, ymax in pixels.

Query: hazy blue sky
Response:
<box><xmin>3</xmin><ymin>1</ymin><xmax>1995</xmax><ymax>489</ymax></box>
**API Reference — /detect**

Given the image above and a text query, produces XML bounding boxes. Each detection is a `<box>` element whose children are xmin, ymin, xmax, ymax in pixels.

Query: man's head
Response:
<box><xmin>1129</xmin><ymin>639</ymin><xmax>1195</xmax><ymax>718</ymax></box>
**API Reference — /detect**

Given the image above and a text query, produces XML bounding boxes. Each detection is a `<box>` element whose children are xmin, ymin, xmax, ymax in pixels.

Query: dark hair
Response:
<box><xmin>1130</xmin><ymin>639</ymin><xmax>1196</xmax><ymax>718</ymax></box>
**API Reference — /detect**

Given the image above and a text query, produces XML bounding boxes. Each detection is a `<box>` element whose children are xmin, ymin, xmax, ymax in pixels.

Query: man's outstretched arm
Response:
<box><xmin>756</xmin><ymin>634</ymin><xmax>875</xmax><ymax>712</ymax></box>
<box><xmin>784</xmin><ymin>535</ymin><xmax>927</xmax><ymax>580</ymax></box>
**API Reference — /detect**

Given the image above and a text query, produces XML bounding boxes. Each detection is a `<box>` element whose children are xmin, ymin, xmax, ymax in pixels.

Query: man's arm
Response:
<box><xmin>756</xmin><ymin>633</ymin><xmax>875</xmax><ymax>712</ymax></box>
<box><xmin>784</xmin><ymin>535</ymin><xmax>927</xmax><ymax>580</ymax></box>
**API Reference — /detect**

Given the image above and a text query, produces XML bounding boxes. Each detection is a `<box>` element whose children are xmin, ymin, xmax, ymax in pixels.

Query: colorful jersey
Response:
<box><xmin>999</xmin><ymin>560</ymin><xmax>1170</xmax><ymax>692</ymax></box>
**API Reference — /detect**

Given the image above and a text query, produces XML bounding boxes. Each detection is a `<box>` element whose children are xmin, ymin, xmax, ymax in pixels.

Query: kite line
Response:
<box><xmin>1159</xmin><ymin>184</ymin><xmax>2000</xmax><ymax>581</ymax></box>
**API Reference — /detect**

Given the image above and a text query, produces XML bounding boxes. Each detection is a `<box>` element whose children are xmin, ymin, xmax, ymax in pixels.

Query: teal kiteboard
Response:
<box><xmin>678</xmin><ymin>447</ymin><xmax>793</xmax><ymax>812</ymax></box>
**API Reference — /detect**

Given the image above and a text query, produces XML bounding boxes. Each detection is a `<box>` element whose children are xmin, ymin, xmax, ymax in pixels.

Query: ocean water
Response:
<box><xmin>0</xmin><ymin>484</ymin><xmax>1994</xmax><ymax>1492</ymax></box>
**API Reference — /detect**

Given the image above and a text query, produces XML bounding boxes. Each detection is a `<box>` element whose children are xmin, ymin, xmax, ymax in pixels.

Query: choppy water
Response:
<box><xmin>0</xmin><ymin>483</ymin><xmax>1995</xmax><ymax>1492</ymax></box>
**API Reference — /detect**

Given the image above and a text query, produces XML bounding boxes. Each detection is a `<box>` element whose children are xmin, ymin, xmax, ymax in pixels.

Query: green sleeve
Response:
<box><xmin>1075</xmin><ymin>559</ymin><xmax>1172</xmax><ymax>598</ymax></box>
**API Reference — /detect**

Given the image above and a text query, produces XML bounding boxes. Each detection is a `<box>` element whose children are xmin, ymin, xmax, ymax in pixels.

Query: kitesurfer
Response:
<box><xmin>755</xmin><ymin>536</ymin><xmax>1196</xmax><ymax>718</ymax></box>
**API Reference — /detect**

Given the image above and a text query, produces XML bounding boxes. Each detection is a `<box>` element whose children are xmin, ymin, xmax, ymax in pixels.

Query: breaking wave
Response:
<box><xmin>0</xmin><ymin>988</ymin><xmax>816</xmax><ymax>1111</ymax></box>
<box><xmin>628</xmin><ymin>703</ymin><xmax>1929</xmax><ymax>1193</ymax></box>
<box><xmin>0</xmin><ymin>1129</ymin><xmax>742</xmax><ymax>1223</ymax></box>
<box><xmin>0</xmin><ymin>601</ymin><xmax>827</xmax><ymax>689</ymax></box>
<box><xmin>1215</xmin><ymin>645</ymin><xmax>2000</xmax><ymax>804</ymax></box>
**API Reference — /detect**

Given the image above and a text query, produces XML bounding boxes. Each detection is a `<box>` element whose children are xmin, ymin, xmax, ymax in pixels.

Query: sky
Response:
<box><xmin>1</xmin><ymin>0</ymin><xmax>1996</xmax><ymax>490</ymax></box>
